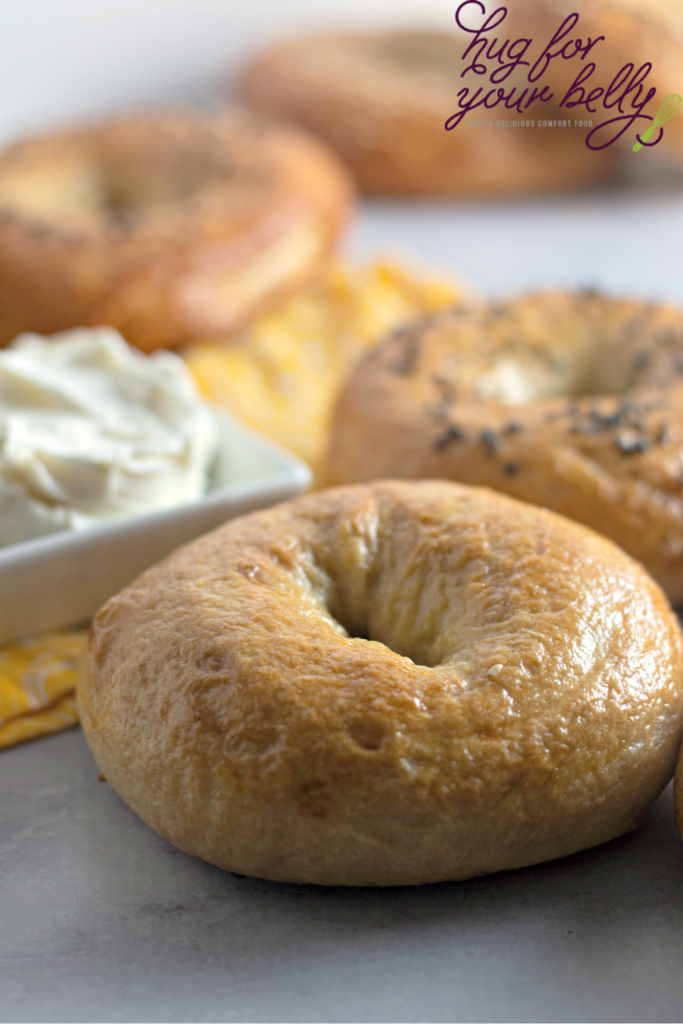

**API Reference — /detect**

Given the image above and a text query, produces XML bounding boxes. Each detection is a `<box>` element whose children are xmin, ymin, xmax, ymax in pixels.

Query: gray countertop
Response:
<box><xmin>3</xmin><ymin>729</ymin><xmax>683</xmax><ymax>1024</ymax></box>
<box><xmin>3</xmin><ymin>193</ymin><xmax>683</xmax><ymax>1024</ymax></box>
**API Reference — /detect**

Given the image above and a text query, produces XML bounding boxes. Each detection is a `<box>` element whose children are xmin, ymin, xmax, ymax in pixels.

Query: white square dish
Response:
<box><xmin>0</xmin><ymin>408</ymin><xmax>311</xmax><ymax>643</ymax></box>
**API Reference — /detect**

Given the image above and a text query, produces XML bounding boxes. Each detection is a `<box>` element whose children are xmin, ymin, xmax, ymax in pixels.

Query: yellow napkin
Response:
<box><xmin>184</xmin><ymin>259</ymin><xmax>463</xmax><ymax>475</ymax></box>
<box><xmin>0</xmin><ymin>630</ymin><xmax>88</xmax><ymax>749</ymax></box>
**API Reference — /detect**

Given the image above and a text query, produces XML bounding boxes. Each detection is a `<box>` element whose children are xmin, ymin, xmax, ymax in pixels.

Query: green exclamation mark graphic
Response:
<box><xmin>634</xmin><ymin>93</ymin><xmax>683</xmax><ymax>152</ymax></box>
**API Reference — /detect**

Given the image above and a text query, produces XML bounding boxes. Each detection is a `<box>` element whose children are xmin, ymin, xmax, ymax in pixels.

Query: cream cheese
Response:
<box><xmin>0</xmin><ymin>327</ymin><xmax>218</xmax><ymax>546</ymax></box>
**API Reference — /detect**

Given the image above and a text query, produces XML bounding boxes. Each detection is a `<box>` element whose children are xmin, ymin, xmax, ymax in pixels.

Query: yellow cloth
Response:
<box><xmin>0</xmin><ymin>631</ymin><xmax>87</xmax><ymax>749</ymax></box>
<box><xmin>184</xmin><ymin>260</ymin><xmax>463</xmax><ymax>474</ymax></box>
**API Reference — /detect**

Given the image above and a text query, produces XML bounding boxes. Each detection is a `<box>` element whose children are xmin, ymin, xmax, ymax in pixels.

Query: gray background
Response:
<box><xmin>2</xmin><ymin>2</ymin><xmax>683</xmax><ymax>1021</ymax></box>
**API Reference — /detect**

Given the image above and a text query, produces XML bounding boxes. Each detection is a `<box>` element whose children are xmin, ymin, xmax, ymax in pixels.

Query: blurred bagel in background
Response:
<box><xmin>238</xmin><ymin>29</ymin><xmax>616</xmax><ymax>196</ymax></box>
<box><xmin>511</xmin><ymin>0</ymin><xmax>683</xmax><ymax>158</ymax></box>
<box><xmin>0</xmin><ymin>108</ymin><xmax>354</xmax><ymax>351</ymax></box>
<box><xmin>325</xmin><ymin>289</ymin><xmax>683</xmax><ymax>603</ymax></box>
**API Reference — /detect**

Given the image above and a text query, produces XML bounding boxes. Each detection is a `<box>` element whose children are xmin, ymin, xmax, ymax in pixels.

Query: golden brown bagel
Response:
<box><xmin>0</xmin><ymin>109</ymin><xmax>354</xmax><ymax>351</ymax></box>
<box><xmin>325</xmin><ymin>291</ymin><xmax>683</xmax><ymax>604</ymax></box>
<box><xmin>238</xmin><ymin>29</ymin><xmax>615</xmax><ymax>196</ymax></box>
<box><xmin>78</xmin><ymin>480</ymin><xmax>683</xmax><ymax>886</ymax></box>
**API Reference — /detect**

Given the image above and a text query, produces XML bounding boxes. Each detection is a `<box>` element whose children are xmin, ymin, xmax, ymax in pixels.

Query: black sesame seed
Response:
<box><xmin>433</xmin><ymin>424</ymin><xmax>466</xmax><ymax>451</ymax></box>
<box><xmin>590</xmin><ymin>409</ymin><xmax>621</xmax><ymax>429</ymax></box>
<box><xmin>616</xmin><ymin>433</ymin><xmax>650</xmax><ymax>455</ymax></box>
<box><xmin>502</xmin><ymin>422</ymin><xmax>522</xmax><ymax>435</ymax></box>
<box><xmin>480</xmin><ymin>429</ymin><xmax>499</xmax><ymax>455</ymax></box>
<box><xmin>503</xmin><ymin>461</ymin><xmax>519</xmax><ymax>475</ymax></box>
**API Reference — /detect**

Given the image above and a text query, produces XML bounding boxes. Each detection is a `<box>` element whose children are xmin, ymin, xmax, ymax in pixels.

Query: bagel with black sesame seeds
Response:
<box><xmin>325</xmin><ymin>290</ymin><xmax>683</xmax><ymax>604</ymax></box>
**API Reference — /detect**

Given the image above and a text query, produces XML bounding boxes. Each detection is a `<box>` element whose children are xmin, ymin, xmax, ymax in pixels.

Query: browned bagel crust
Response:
<box><xmin>325</xmin><ymin>292</ymin><xmax>683</xmax><ymax>604</ymax></box>
<box><xmin>0</xmin><ymin>109</ymin><xmax>354</xmax><ymax>351</ymax></box>
<box><xmin>238</xmin><ymin>30</ymin><xmax>615</xmax><ymax>197</ymax></box>
<box><xmin>78</xmin><ymin>480</ymin><xmax>683</xmax><ymax>886</ymax></box>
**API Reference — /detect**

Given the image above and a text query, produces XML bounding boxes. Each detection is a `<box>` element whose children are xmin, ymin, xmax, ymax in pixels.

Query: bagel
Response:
<box><xmin>582</xmin><ymin>0</ymin><xmax>683</xmax><ymax>158</ymax></box>
<box><xmin>78</xmin><ymin>480</ymin><xmax>683</xmax><ymax>887</ymax></box>
<box><xmin>238</xmin><ymin>29</ymin><xmax>616</xmax><ymax>196</ymax></box>
<box><xmin>325</xmin><ymin>291</ymin><xmax>683</xmax><ymax>604</ymax></box>
<box><xmin>513</xmin><ymin>0</ymin><xmax>683</xmax><ymax>157</ymax></box>
<box><xmin>0</xmin><ymin>109</ymin><xmax>354</xmax><ymax>351</ymax></box>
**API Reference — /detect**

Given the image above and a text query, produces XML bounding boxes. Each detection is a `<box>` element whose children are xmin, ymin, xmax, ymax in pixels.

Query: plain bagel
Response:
<box><xmin>325</xmin><ymin>291</ymin><xmax>683</xmax><ymax>604</ymax></box>
<box><xmin>78</xmin><ymin>480</ymin><xmax>683</xmax><ymax>887</ymax></box>
<box><xmin>0</xmin><ymin>109</ymin><xmax>354</xmax><ymax>351</ymax></box>
<box><xmin>238</xmin><ymin>30</ymin><xmax>616</xmax><ymax>197</ymax></box>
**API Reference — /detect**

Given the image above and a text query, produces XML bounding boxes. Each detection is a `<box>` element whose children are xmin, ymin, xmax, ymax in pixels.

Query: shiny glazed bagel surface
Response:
<box><xmin>78</xmin><ymin>481</ymin><xmax>683</xmax><ymax>886</ymax></box>
<box><xmin>326</xmin><ymin>291</ymin><xmax>683</xmax><ymax>604</ymax></box>
<box><xmin>239</xmin><ymin>30</ymin><xmax>615</xmax><ymax>196</ymax></box>
<box><xmin>0</xmin><ymin>109</ymin><xmax>354</xmax><ymax>350</ymax></box>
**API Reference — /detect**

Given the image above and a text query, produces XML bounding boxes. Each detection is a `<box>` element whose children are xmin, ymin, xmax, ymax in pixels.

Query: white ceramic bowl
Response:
<box><xmin>0</xmin><ymin>409</ymin><xmax>311</xmax><ymax>643</ymax></box>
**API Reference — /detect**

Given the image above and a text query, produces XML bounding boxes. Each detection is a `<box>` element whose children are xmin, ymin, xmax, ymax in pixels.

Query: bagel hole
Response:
<box><xmin>305</xmin><ymin>519</ymin><xmax>445</xmax><ymax>669</ymax></box>
<box><xmin>0</xmin><ymin>128</ymin><xmax>247</xmax><ymax>254</ymax></box>
<box><xmin>99</xmin><ymin>135</ymin><xmax>233</xmax><ymax>218</ymax></box>
<box><xmin>424</xmin><ymin>293</ymin><xmax>683</xmax><ymax>406</ymax></box>
<box><xmin>326</xmin><ymin>594</ymin><xmax>442</xmax><ymax>669</ymax></box>
<box><xmin>102</xmin><ymin>175</ymin><xmax>197</xmax><ymax>217</ymax></box>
